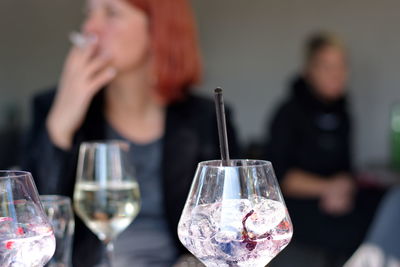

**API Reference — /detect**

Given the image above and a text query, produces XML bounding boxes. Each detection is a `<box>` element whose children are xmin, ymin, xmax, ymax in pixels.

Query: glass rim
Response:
<box><xmin>40</xmin><ymin>195</ymin><xmax>72</xmax><ymax>206</ymax></box>
<box><xmin>80</xmin><ymin>140</ymin><xmax>130</xmax><ymax>152</ymax></box>
<box><xmin>198</xmin><ymin>159</ymin><xmax>272</xmax><ymax>169</ymax></box>
<box><xmin>81</xmin><ymin>139</ymin><xmax>129</xmax><ymax>147</ymax></box>
<box><xmin>0</xmin><ymin>170</ymin><xmax>32</xmax><ymax>179</ymax></box>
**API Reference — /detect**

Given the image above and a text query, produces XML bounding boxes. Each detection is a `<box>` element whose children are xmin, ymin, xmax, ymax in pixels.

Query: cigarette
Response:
<box><xmin>69</xmin><ymin>31</ymin><xmax>97</xmax><ymax>48</ymax></box>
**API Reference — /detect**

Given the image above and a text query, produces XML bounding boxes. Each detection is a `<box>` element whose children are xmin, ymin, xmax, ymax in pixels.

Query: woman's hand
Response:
<box><xmin>46</xmin><ymin>39</ymin><xmax>116</xmax><ymax>150</ymax></box>
<box><xmin>320</xmin><ymin>173</ymin><xmax>356</xmax><ymax>216</ymax></box>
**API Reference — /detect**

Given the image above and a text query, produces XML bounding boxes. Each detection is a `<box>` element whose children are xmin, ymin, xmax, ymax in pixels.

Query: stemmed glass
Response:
<box><xmin>73</xmin><ymin>141</ymin><xmax>141</xmax><ymax>267</ymax></box>
<box><xmin>0</xmin><ymin>171</ymin><xmax>56</xmax><ymax>266</ymax></box>
<box><xmin>178</xmin><ymin>160</ymin><xmax>293</xmax><ymax>267</ymax></box>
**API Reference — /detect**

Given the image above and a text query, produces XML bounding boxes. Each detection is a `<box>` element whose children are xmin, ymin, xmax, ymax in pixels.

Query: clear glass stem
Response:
<box><xmin>103</xmin><ymin>241</ymin><xmax>115</xmax><ymax>267</ymax></box>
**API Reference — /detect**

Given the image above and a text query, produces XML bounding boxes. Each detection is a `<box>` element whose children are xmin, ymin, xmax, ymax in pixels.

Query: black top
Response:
<box><xmin>266</xmin><ymin>77</ymin><xmax>352</xmax><ymax>180</ymax></box>
<box><xmin>22</xmin><ymin>89</ymin><xmax>239</xmax><ymax>267</ymax></box>
<box><xmin>106</xmin><ymin>125</ymin><xmax>178</xmax><ymax>266</ymax></box>
<box><xmin>265</xmin><ymin>77</ymin><xmax>359</xmax><ymax>252</ymax></box>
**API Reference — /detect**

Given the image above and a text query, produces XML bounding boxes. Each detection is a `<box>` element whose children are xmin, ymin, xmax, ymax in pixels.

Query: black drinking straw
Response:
<box><xmin>214</xmin><ymin>88</ymin><xmax>230</xmax><ymax>166</ymax></box>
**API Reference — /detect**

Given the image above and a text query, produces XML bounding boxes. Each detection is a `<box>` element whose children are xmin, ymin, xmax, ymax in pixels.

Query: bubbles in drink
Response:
<box><xmin>178</xmin><ymin>198</ymin><xmax>293</xmax><ymax>267</ymax></box>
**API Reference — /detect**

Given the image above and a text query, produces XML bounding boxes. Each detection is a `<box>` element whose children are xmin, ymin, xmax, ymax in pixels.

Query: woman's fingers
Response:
<box><xmin>80</xmin><ymin>40</ymin><xmax>98</xmax><ymax>63</ymax></box>
<box><xmin>67</xmin><ymin>39</ymin><xmax>98</xmax><ymax>68</ymax></box>
<box><xmin>85</xmin><ymin>54</ymin><xmax>112</xmax><ymax>78</ymax></box>
<box><xmin>320</xmin><ymin>191</ymin><xmax>354</xmax><ymax>216</ymax></box>
<box><xmin>88</xmin><ymin>67</ymin><xmax>117</xmax><ymax>93</ymax></box>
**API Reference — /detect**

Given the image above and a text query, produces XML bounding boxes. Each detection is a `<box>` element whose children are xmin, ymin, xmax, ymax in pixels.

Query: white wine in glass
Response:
<box><xmin>73</xmin><ymin>141</ymin><xmax>141</xmax><ymax>267</ymax></box>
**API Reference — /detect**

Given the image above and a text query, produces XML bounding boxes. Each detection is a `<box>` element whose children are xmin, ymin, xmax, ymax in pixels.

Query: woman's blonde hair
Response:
<box><xmin>305</xmin><ymin>32</ymin><xmax>346</xmax><ymax>64</ymax></box>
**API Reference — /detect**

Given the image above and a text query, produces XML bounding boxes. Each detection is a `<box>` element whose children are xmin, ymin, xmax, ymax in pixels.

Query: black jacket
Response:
<box><xmin>266</xmin><ymin>76</ymin><xmax>352</xmax><ymax>180</ymax></box>
<box><xmin>22</xmin><ymin>89</ymin><xmax>239</xmax><ymax>266</ymax></box>
<box><xmin>265</xmin><ymin>77</ymin><xmax>358</xmax><ymax>251</ymax></box>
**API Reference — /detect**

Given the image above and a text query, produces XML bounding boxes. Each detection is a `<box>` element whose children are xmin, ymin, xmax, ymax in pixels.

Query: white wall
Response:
<box><xmin>0</xmin><ymin>0</ymin><xmax>82</xmax><ymax>123</ymax></box>
<box><xmin>0</xmin><ymin>0</ymin><xmax>399</xmax><ymax>166</ymax></box>
<box><xmin>191</xmin><ymin>0</ymin><xmax>400</xmax><ymax>166</ymax></box>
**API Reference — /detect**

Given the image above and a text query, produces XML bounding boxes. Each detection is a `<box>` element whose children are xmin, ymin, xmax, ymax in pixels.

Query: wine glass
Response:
<box><xmin>0</xmin><ymin>171</ymin><xmax>56</xmax><ymax>266</ymax></box>
<box><xmin>73</xmin><ymin>141</ymin><xmax>141</xmax><ymax>267</ymax></box>
<box><xmin>178</xmin><ymin>160</ymin><xmax>293</xmax><ymax>267</ymax></box>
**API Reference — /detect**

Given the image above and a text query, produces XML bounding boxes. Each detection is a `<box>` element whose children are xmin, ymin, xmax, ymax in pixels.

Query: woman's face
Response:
<box><xmin>306</xmin><ymin>46</ymin><xmax>348</xmax><ymax>101</ymax></box>
<box><xmin>83</xmin><ymin>0</ymin><xmax>150</xmax><ymax>73</ymax></box>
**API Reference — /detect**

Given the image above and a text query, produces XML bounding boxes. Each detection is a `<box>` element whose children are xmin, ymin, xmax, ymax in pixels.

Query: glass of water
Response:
<box><xmin>40</xmin><ymin>195</ymin><xmax>75</xmax><ymax>267</ymax></box>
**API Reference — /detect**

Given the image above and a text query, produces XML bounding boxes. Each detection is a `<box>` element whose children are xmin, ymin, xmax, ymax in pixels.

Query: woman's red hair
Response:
<box><xmin>127</xmin><ymin>0</ymin><xmax>202</xmax><ymax>103</ymax></box>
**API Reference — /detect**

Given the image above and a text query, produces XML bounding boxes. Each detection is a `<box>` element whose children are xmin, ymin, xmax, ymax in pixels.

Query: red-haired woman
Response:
<box><xmin>22</xmin><ymin>0</ymin><xmax>238</xmax><ymax>266</ymax></box>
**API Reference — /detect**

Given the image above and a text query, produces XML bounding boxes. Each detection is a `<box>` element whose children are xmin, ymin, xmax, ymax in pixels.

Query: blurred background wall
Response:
<box><xmin>0</xmin><ymin>0</ymin><xmax>399</xmax><ymax>167</ymax></box>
